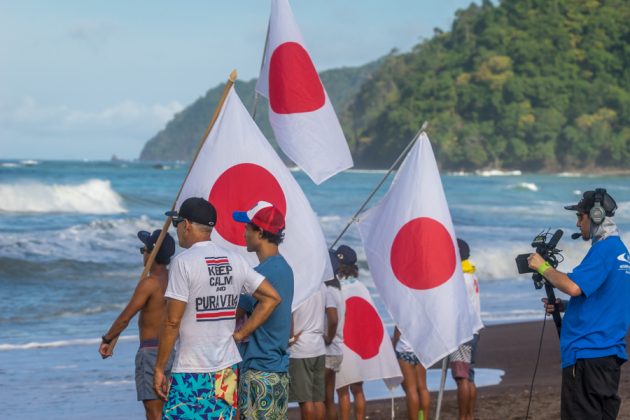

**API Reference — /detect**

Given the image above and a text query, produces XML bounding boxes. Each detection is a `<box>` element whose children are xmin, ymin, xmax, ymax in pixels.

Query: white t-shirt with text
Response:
<box><xmin>166</xmin><ymin>241</ymin><xmax>264</xmax><ymax>373</ymax></box>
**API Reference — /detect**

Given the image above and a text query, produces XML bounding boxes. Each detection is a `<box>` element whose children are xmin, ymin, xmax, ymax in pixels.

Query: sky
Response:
<box><xmin>0</xmin><ymin>0</ymin><xmax>476</xmax><ymax>160</ymax></box>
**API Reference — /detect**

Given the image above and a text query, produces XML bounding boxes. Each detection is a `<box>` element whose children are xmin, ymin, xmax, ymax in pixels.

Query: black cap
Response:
<box><xmin>138</xmin><ymin>229</ymin><xmax>176</xmax><ymax>265</ymax></box>
<box><xmin>334</xmin><ymin>244</ymin><xmax>357</xmax><ymax>266</ymax></box>
<box><xmin>166</xmin><ymin>197</ymin><xmax>217</xmax><ymax>227</ymax></box>
<box><xmin>564</xmin><ymin>189</ymin><xmax>617</xmax><ymax>216</ymax></box>
<box><xmin>329</xmin><ymin>249</ymin><xmax>340</xmax><ymax>275</ymax></box>
<box><xmin>457</xmin><ymin>238</ymin><xmax>470</xmax><ymax>260</ymax></box>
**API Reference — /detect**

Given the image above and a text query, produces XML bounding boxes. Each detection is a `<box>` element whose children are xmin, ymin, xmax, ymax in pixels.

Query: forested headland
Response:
<box><xmin>141</xmin><ymin>0</ymin><xmax>630</xmax><ymax>172</ymax></box>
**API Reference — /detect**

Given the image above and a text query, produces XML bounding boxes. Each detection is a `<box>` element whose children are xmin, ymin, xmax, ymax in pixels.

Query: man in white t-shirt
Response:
<box><xmin>289</xmin><ymin>283</ymin><xmax>326</xmax><ymax>419</ymax></box>
<box><xmin>153</xmin><ymin>197</ymin><xmax>281</xmax><ymax>419</ymax></box>
<box><xmin>323</xmin><ymin>250</ymin><xmax>345</xmax><ymax>419</ymax></box>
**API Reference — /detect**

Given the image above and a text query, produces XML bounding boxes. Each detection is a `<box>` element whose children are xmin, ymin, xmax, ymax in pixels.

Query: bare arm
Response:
<box><xmin>528</xmin><ymin>253</ymin><xmax>582</xmax><ymax>296</ymax></box>
<box><xmin>233</xmin><ymin>279</ymin><xmax>281</xmax><ymax>342</ymax></box>
<box><xmin>154</xmin><ymin>298</ymin><xmax>186</xmax><ymax>401</ymax></box>
<box><xmin>99</xmin><ymin>277</ymin><xmax>155</xmax><ymax>358</ymax></box>
<box><xmin>392</xmin><ymin>326</ymin><xmax>401</xmax><ymax>347</ymax></box>
<box><xmin>324</xmin><ymin>307</ymin><xmax>338</xmax><ymax>346</ymax></box>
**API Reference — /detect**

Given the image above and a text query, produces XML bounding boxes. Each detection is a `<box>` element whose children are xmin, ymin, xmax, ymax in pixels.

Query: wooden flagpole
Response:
<box><xmin>105</xmin><ymin>70</ymin><xmax>238</xmax><ymax>356</ymax></box>
<box><xmin>328</xmin><ymin>121</ymin><xmax>428</xmax><ymax>250</ymax></box>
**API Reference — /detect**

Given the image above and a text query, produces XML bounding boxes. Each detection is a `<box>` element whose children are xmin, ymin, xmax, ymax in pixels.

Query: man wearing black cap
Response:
<box><xmin>153</xmin><ymin>197</ymin><xmax>281</xmax><ymax>419</ymax></box>
<box><xmin>99</xmin><ymin>229</ymin><xmax>176</xmax><ymax>420</ymax></box>
<box><xmin>528</xmin><ymin>188</ymin><xmax>630</xmax><ymax>419</ymax></box>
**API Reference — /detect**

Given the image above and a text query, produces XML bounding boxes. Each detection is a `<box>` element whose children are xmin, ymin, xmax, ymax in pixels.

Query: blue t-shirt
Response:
<box><xmin>561</xmin><ymin>236</ymin><xmax>630</xmax><ymax>368</ymax></box>
<box><xmin>238</xmin><ymin>254</ymin><xmax>294</xmax><ymax>373</ymax></box>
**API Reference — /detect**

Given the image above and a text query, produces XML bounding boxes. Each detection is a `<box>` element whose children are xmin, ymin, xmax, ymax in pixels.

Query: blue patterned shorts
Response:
<box><xmin>163</xmin><ymin>365</ymin><xmax>238</xmax><ymax>419</ymax></box>
<box><xmin>396</xmin><ymin>351</ymin><xmax>421</xmax><ymax>366</ymax></box>
<box><xmin>238</xmin><ymin>369</ymin><xmax>289</xmax><ymax>419</ymax></box>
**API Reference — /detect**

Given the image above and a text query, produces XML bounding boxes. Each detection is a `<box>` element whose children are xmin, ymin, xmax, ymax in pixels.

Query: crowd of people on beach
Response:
<box><xmin>99</xmin><ymin>187</ymin><xmax>630</xmax><ymax>420</ymax></box>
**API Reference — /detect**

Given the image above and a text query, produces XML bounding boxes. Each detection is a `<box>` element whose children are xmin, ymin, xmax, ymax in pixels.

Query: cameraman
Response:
<box><xmin>527</xmin><ymin>188</ymin><xmax>630</xmax><ymax>419</ymax></box>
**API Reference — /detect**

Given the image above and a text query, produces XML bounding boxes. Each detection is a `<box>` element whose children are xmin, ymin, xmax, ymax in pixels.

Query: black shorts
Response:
<box><xmin>561</xmin><ymin>356</ymin><xmax>623</xmax><ymax>420</ymax></box>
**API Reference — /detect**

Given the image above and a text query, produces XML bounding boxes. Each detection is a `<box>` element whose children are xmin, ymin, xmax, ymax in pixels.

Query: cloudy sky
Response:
<box><xmin>1</xmin><ymin>0</ymin><xmax>475</xmax><ymax>160</ymax></box>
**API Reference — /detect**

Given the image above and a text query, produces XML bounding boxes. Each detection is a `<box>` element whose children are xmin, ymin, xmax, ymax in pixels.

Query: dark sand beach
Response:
<box><xmin>290</xmin><ymin>320</ymin><xmax>630</xmax><ymax>419</ymax></box>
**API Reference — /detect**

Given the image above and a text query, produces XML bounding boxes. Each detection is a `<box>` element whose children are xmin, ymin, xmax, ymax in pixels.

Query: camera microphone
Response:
<box><xmin>571</xmin><ymin>232</ymin><xmax>582</xmax><ymax>240</ymax></box>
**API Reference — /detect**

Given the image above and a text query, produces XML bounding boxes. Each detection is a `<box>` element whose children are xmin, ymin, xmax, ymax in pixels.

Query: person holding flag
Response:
<box><xmin>392</xmin><ymin>326</ymin><xmax>430</xmax><ymax>420</ymax></box>
<box><xmin>232</xmin><ymin>201</ymin><xmax>294</xmax><ymax>419</ymax></box>
<box><xmin>448</xmin><ymin>239</ymin><xmax>483</xmax><ymax>420</ymax></box>
<box><xmin>332</xmin><ymin>245</ymin><xmax>366</xmax><ymax>420</ymax></box>
<box><xmin>99</xmin><ymin>229</ymin><xmax>176</xmax><ymax>420</ymax></box>
<box><xmin>323</xmin><ymin>249</ymin><xmax>345</xmax><ymax>419</ymax></box>
<box><xmin>153</xmin><ymin>197</ymin><xmax>282</xmax><ymax>419</ymax></box>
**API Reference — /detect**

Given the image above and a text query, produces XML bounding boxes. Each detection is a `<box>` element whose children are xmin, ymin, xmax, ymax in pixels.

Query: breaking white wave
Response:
<box><xmin>510</xmin><ymin>182</ymin><xmax>538</xmax><ymax>192</ymax></box>
<box><xmin>0</xmin><ymin>335</ymin><xmax>136</xmax><ymax>351</ymax></box>
<box><xmin>0</xmin><ymin>215</ymin><xmax>169</xmax><ymax>263</ymax></box>
<box><xmin>0</xmin><ymin>179</ymin><xmax>127</xmax><ymax>214</ymax></box>
<box><xmin>475</xmin><ymin>169</ymin><xmax>522</xmax><ymax>177</ymax></box>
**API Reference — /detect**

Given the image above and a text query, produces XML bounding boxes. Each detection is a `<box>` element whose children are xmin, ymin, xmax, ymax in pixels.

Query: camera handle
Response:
<box><xmin>534</xmin><ymin>272</ymin><xmax>562</xmax><ymax>337</ymax></box>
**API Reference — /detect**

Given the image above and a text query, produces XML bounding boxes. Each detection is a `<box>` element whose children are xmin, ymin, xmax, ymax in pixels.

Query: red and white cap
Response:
<box><xmin>232</xmin><ymin>201</ymin><xmax>286</xmax><ymax>234</ymax></box>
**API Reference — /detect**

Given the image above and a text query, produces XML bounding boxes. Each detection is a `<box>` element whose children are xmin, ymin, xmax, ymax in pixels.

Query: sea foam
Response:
<box><xmin>0</xmin><ymin>179</ymin><xmax>127</xmax><ymax>214</ymax></box>
<box><xmin>0</xmin><ymin>335</ymin><xmax>136</xmax><ymax>351</ymax></box>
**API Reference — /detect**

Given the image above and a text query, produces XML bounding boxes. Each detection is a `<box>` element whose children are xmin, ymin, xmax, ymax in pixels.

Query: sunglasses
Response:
<box><xmin>139</xmin><ymin>247</ymin><xmax>152</xmax><ymax>254</ymax></box>
<box><xmin>172</xmin><ymin>217</ymin><xmax>185</xmax><ymax>228</ymax></box>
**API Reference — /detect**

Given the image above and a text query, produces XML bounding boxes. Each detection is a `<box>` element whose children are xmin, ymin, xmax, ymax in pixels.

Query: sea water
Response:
<box><xmin>1</xmin><ymin>160</ymin><xmax>629</xmax><ymax>418</ymax></box>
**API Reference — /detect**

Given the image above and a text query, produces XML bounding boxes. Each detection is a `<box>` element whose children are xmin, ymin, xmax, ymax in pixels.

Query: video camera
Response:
<box><xmin>515</xmin><ymin>229</ymin><xmax>565</xmax><ymax>336</ymax></box>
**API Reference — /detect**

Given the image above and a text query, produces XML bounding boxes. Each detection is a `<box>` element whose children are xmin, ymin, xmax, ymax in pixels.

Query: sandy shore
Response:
<box><xmin>290</xmin><ymin>320</ymin><xmax>630</xmax><ymax>419</ymax></box>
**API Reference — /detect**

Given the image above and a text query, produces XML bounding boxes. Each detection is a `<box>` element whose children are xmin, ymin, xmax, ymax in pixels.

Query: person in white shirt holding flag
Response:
<box><xmin>153</xmin><ymin>197</ymin><xmax>281</xmax><ymax>419</ymax></box>
<box><xmin>323</xmin><ymin>249</ymin><xmax>346</xmax><ymax>419</ymax></box>
<box><xmin>448</xmin><ymin>239</ymin><xmax>483</xmax><ymax>420</ymax></box>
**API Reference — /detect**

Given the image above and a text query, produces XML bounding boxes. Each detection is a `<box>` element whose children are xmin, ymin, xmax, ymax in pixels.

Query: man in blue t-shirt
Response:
<box><xmin>233</xmin><ymin>201</ymin><xmax>294</xmax><ymax>419</ymax></box>
<box><xmin>528</xmin><ymin>188</ymin><xmax>630</xmax><ymax>419</ymax></box>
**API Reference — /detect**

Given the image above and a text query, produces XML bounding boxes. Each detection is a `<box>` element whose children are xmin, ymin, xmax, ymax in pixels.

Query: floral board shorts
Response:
<box><xmin>238</xmin><ymin>369</ymin><xmax>289</xmax><ymax>420</ymax></box>
<box><xmin>396</xmin><ymin>351</ymin><xmax>421</xmax><ymax>366</ymax></box>
<box><xmin>163</xmin><ymin>365</ymin><xmax>238</xmax><ymax>419</ymax></box>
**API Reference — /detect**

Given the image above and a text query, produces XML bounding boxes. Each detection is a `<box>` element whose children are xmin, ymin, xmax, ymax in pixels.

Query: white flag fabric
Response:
<box><xmin>255</xmin><ymin>0</ymin><xmax>353</xmax><ymax>184</ymax></box>
<box><xmin>336</xmin><ymin>280</ymin><xmax>402</xmax><ymax>390</ymax></box>
<box><xmin>176</xmin><ymin>85</ymin><xmax>331</xmax><ymax>309</ymax></box>
<box><xmin>357</xmin><ymin>133</ymin><xmax>482</xmax><ymax>368</ymax></box>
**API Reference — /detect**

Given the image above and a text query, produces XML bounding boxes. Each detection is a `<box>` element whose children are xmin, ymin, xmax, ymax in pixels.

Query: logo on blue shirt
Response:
<box><xmin>617</xmin><ymin>252</ymin><xmax>630</xmax><ymax>265</ymax></box>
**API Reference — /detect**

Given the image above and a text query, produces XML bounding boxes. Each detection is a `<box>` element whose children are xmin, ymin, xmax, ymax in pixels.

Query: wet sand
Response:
<box><xmin>290</xmin><ymin>320</ymin><xmax>630</xmax><ymax>419</ymax></box>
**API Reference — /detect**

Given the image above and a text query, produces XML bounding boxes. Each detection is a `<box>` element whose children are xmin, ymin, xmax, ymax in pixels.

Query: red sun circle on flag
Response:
<box><xmin>208</xmin><ymin>163</ymin><xmax>287</xmax><ymax>246</ymax></box>
<box><xmin>343</xmin><ymin>296</ymin><xmax>383</xmax><ymax>360</ymax></box>
<box><xmin>269</xmin><ymin>42</ymin><xmax>325</xmax><ymax>114</ymax></box>
<box><xmin>390</xmin><ymin>217</ymin><xmax>456</xmax><ymax>290</ymax></box>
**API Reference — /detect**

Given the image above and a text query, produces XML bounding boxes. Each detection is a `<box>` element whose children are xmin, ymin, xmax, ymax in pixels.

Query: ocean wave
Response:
<box><xmin>0</xmin><ymin>162</ymin><xmax>20</xmax><ymax>168</ymax></box>
<box><xmin>0</xmin><ymin>215</ymin><xmax>169</xmax><ymax>264</ymax></box>
<box><xmin>475</xmin><ymin>169</ymin><xmax>522</xmax><ymax>177</ymax></box>
<box><xmin>346</xmin><ymin>169</ymin><xmax>389</xmax><ymax>174</ymax></box>
<box><xmin>0</xmin><ymin>179</ymin><xmax>127</xmax><ymax>214</ymax></box>
<box><xmin>0</xmin><ymin>335</ymin><xmax>136</xmax><ymax>351</ymax></box>
<box><xmin>510</xmin><ymin>182</ymin><xmax>538</xmax><ymax>192</ymax></box>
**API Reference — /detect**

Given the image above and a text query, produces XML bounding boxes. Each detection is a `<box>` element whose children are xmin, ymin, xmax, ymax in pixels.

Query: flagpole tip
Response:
<box><xmin>229</xmin><ymin>69</ymin><xmax>238</xmax><ymax>82</ymax></box>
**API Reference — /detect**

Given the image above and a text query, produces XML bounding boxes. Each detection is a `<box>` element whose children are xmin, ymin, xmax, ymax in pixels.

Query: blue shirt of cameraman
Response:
<box><xmin>561</xmin><ymin>236</ymin><xmax>630</xmax><ymax>368</ymax></box>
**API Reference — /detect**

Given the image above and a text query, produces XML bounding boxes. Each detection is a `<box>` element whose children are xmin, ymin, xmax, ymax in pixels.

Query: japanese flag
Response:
<box><xmin>256</xmin><ymin>0</ymin><xmax>353</xmax><ymax>184</ymax></box>
<box><xmin>176</xmin><ymin>85</ymin><xmax>331</xmax><ymax>309</ymax></box>
<box><xmin>357</xmin><ymin>133</ymin><xmax>482</xmax><ymax>368</ymax></box>
<box><xmin>336</xmin><ymin>280</ymin><xmax>402</xmax><ymax>390</ymax></box>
